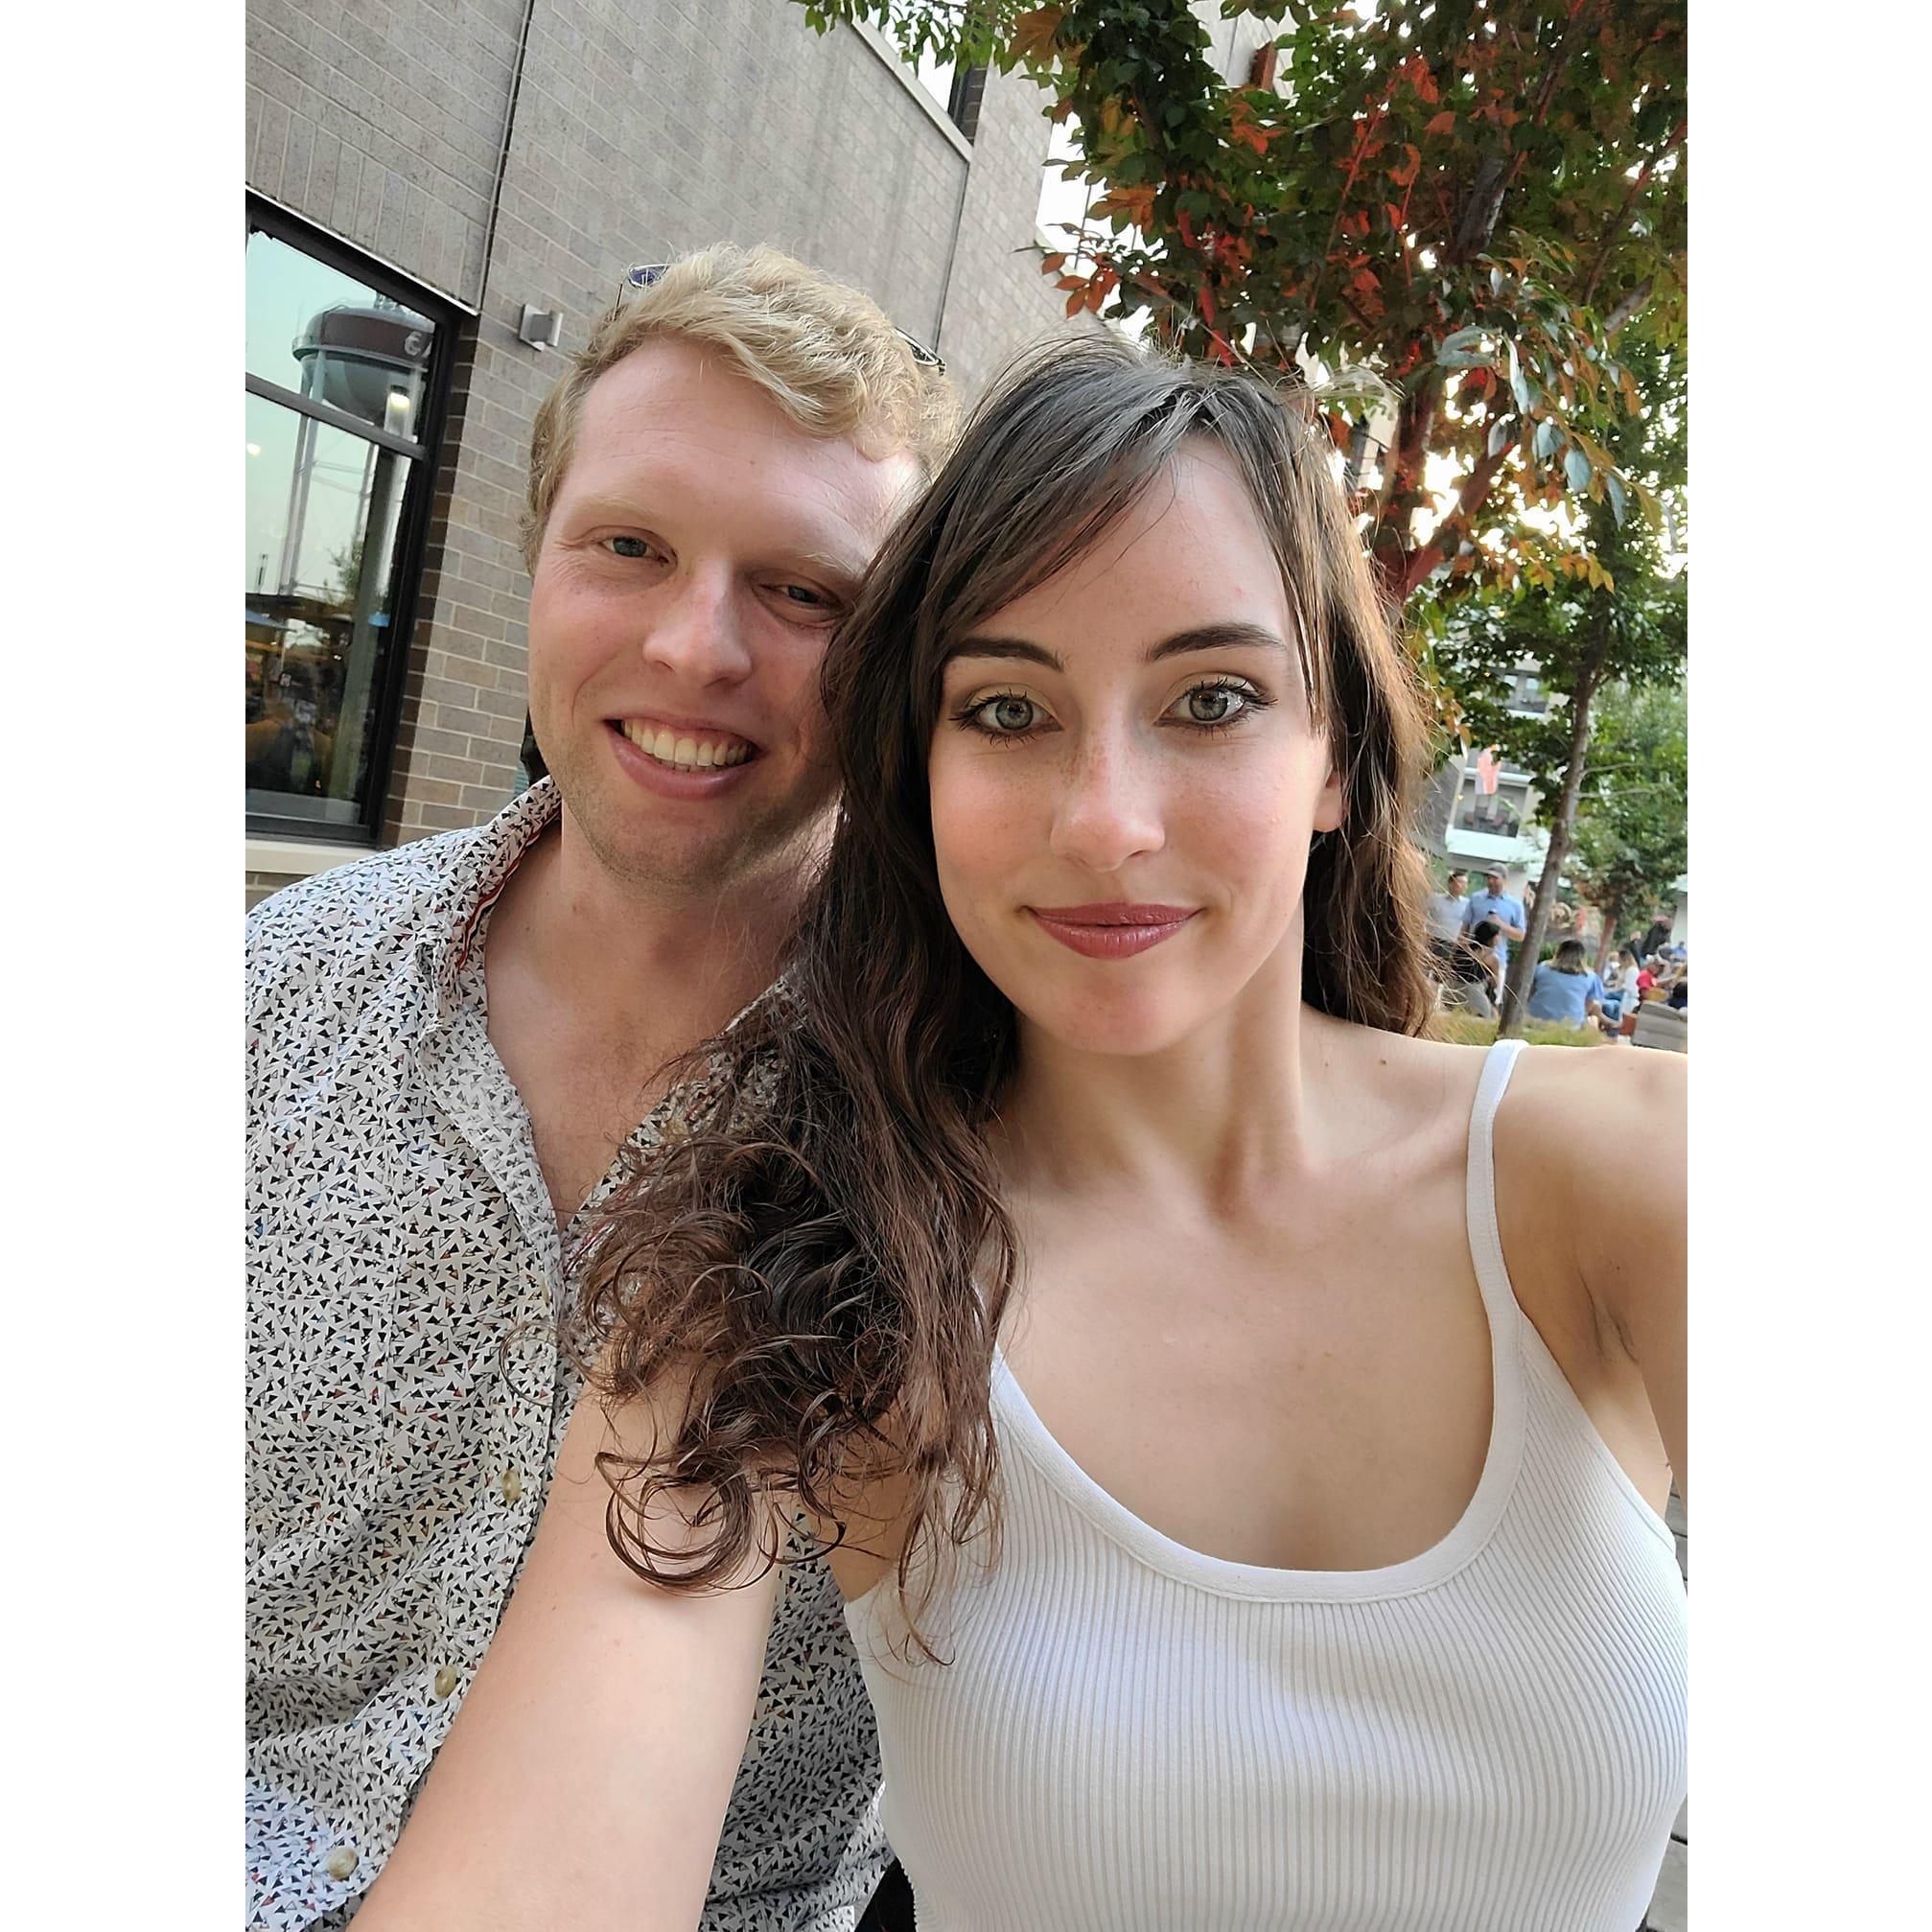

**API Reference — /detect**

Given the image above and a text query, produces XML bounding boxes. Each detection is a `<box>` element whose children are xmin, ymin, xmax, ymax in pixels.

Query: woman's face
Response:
<box><xmin>926</xmin><ymin>442</ymin><xmax>1343</xmax><ymax>1059</ymax></box>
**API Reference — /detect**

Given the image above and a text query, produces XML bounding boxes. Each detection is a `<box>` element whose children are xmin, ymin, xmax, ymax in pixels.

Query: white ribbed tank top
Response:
<box><xmin>845</xmin><ymin>1040</ymin><xmax>1688</xmax><ymax>1931</ymax></box>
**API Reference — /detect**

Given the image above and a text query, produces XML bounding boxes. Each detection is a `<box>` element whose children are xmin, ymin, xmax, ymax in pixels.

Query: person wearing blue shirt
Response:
<box><xmin>1460</xmin><ymin>866</ymin><xmax>1527</xmax><ymax>975</ymax></box>
<box><xmin>1525</xmin><ymin>940</ymin><xmax>1607</xmax><ymax>1030</ymax></box>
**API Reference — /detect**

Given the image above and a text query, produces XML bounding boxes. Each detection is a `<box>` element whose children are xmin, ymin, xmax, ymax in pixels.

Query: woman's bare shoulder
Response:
<box><xmin>1501</xmin><ymin>1040</ymin><xmax>1685</xmax><ymax>1156</ymax></box>
<box><xmin>1495</xmin><ymin>1043</ymin><xmax>1686</xmax><ymax>1329</ymax></box>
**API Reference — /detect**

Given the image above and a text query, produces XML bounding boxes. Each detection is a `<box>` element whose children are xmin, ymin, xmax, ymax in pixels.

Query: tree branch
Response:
<box><xmin>1602</xmin><ymin>277</ymin><xmax>1654</xmax><ymax>339</ymax></box>
<box><xmin>1581</xmin><ymin>121</ymin><xmax>1685</xmax><ymax>308</ymax></box>
<box><xmin>1395</xmin><ymin>432</ymin><xmax>1513</xmax><ymax>599</ymax></box>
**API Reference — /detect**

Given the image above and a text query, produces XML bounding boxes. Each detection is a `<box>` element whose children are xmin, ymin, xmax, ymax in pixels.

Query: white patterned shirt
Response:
<box><xmin>245</xmin><ymin>778</ymin><xmax>887</xmax><ymax>1930</ymax></box>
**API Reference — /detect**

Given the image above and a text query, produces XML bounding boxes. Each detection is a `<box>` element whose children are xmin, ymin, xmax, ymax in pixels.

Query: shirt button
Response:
<box><xmin>433</xmin><ymin>1664</ymin><xmax>459</xmax><ymax>1699</ymax></box>
<box><xmin>500</xmin><ymin>1466</ymin><xmax>524</xmax><ymax>1504</ymax></box>
<box><xmin>324</xmin><ymin>1845</ymin><xmax>359</xmax><ymax>1881</ymax></box>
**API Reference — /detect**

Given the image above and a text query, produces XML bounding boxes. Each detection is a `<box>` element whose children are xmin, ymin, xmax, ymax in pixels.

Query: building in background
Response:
<box><xmin>1418</xmin><ymin>662</ymin><xmax>1552</xmax><ymax>906</ymax></box>
<box><xmin>247</xmin><ymin>0</ymin><xmax>1281</xmax><ymax>905</ymax></box>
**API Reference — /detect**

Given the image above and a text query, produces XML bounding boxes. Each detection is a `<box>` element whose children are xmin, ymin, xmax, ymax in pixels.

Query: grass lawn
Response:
<box><xmin>1429</xmin><ymin>1011</ymin><xmax>1608</xmax><ymax>1049</ymax></box>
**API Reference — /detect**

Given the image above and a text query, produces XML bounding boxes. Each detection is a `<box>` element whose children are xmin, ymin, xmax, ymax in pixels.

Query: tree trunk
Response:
<box><xmin>1500</xmin><ymin>630</ymin><xmax>1610</xmax><ymax>1036</ymax></box>
<box><xmin>1594</xmin><ymin>896</ymin><xmax>1620</xmax><ymax>976</ymax></box>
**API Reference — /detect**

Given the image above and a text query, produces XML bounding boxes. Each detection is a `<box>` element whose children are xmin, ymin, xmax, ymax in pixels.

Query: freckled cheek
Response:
<box><xmin>1167</xmin><ymin>758</ymin><xmax>1316</xmax><ymax>915</ymax></box>
<box><xmin>929</xmin><ymin>754</ymin><xmax>1047</xmax><ymax>924</ymax></box>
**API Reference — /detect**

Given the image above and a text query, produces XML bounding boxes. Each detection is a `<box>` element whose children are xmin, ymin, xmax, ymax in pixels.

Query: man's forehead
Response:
<box><xmin>564</xmin><ymin>351</ymin><xmax>914</xmax><ymax>562</ymax></box>
<box><xmin>578</xmin><ymin>338</ymin><xmax>909</xmax><ymax>486</ymax></box>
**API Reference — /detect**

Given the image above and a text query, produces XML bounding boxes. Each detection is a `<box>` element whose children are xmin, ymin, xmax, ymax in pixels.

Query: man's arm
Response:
<box><xmin>1496</xmin><ymin>900</ymin><xmax>1527</xmax><ymax>943</ymax></box>
<box><xmin>357</xmin><ymin>1382</ymin><xmax>782</xmax><ymax>1932</ymax></box>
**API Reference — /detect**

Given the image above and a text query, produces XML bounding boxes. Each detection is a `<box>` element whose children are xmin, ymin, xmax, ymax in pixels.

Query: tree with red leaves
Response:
<box><xmin>800</xmin><ymin>0</ymin><xmax>1686</xmax><ymax>621</ymax></box>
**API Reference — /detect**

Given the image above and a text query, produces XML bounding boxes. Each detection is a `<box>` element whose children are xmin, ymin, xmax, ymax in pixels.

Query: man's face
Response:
<box><xmin>1447</xmin><ymin>873</ymin><xmax>1467</xmax><ymax>896</ymax></box>
<box><xmin>1484</xmin><ymin>870</ymin><xmax>1506</xmax><ymax>896</ymax></box>
<box><xmin>527</xmin><ymin>338</ymin><xmax>919</xmax><ymax>898</ymax></box>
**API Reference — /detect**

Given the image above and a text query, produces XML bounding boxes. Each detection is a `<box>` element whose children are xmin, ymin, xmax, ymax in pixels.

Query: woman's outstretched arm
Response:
<box><xmin>1499</xmin><ymin>1043</ymin><xmax>1688</xmax><ymax>1503</ymax></box>
<box><xmin>356</xmin><ymin>1380</ymin><xmax>782</xmax><ymax>1932</ymax></box>
<box><xmin>1575</xmin><ymin>1049</ymin><xmax>1688</xmax><ymax>1499</ymax></box>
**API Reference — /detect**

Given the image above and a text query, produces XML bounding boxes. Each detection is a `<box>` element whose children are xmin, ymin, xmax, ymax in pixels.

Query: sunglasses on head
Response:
<box><xmin>619</xmin><ymin>263</ymin><xmax>945</xmax><ymax>374</ymax></box>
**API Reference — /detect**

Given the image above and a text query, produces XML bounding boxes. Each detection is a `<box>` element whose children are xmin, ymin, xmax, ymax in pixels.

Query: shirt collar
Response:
<box><xmin>411</xmin><ymin>778</ymin><xmax>563</xmax><ymax>1017</ymax></box>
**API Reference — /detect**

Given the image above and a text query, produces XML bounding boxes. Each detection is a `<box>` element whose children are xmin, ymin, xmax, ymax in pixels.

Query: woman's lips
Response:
<box><xmin>1026</xmin><ymin>903</ymin><xmax>1199</xmax><ymax>959</ymax></box>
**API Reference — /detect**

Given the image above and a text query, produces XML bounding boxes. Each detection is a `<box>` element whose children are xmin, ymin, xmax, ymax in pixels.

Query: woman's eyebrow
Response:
<box><xmin>1145</xmin><ymin>622</ymin><xmax>1292</xmax><ymax>662</ymax></box>
<box><xmin>944</xmin><ymin>623</ymin><xmax>1289</xmax><ymax>672</ymax></box>
<box><xmin>943</xmin><ymin>638</ymin><xmax>1066</xmax><ymax>671</ymax></box>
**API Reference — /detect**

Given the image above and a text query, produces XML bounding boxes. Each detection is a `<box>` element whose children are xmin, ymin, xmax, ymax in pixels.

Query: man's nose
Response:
<box><xmin>1048</xmin><ymin>733</ymin><xmax>1165</xmax><ymax>873</ymax></box>
<box><xmin>640</xmin><ymin>565</ymin><xmax>754</xmax><ymax>685</ymax></box>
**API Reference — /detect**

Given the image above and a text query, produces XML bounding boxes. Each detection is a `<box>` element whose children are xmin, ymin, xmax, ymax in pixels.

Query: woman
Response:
<box><xmin>1525</xmin><ymin>937</ymin><xmax>1608</xmax><ymax>1031</ymax></box>
<box><xmin>362</xmin><ymin>342</ymin><xmax>1686</xmax><ymax>1932</ymax></box>
<box><xmin>1449</xmin><ymin>915</ymin><xmax>1504</xmax><ymax>1018</ymax></box>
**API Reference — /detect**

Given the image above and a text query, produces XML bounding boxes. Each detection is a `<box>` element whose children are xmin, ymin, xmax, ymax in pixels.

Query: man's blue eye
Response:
<box><xmin>609</xmin><ymin>536</ymin><xmax>652</xmax><ymax>559</ymax></box>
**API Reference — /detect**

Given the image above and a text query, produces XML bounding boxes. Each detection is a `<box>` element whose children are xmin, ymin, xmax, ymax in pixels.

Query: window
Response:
<box><xmin>1454</xmin><ymin>787</ymin><xmax>1524</xmax><ymax>839</ymax></box>
<box><xmin>878</xmin><ymin>22</ymin><xmax>986</xmax><ymax>138</ymax></box>
<box><xmin>245</xmin><ymin>201</ymin><xmax>452</xmax><ymax>840</ymax></box>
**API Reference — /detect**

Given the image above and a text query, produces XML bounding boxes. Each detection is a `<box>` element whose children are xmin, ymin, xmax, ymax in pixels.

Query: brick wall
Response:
<box><xmin>245</xmin><ymin>0</ymin><xmax>526</xmax><ymax>307</ymax></box>
<box><xmin>938</xmin><ymin>61</ymin><xmax>1103</xmax><ymax>403</ymax></box>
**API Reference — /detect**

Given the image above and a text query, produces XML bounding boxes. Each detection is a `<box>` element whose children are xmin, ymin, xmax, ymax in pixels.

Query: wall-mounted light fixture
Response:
<box><xmin>518</xmin><ymin>306</ymin><xmax>563</xmax><ymax>351</ymax></box>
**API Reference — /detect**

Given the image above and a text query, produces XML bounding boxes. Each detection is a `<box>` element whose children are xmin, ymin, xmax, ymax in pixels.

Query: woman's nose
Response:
<box><xmin>1047</xmin><ymin>735</ymin><xmax>1165</xmax><ymax>873</ymax></box>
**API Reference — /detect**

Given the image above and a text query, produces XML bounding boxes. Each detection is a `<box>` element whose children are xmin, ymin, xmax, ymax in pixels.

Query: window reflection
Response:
<box><xmin>1454</xmin><ymin>791</ymin><xmax>1524</xmax><ymax>839</ymax></box>
<box><xmin>245</xmin><ymin>394</ymin><xmax>407</xmax><ymax>827</ymax></box>
<box><xmin>246</xmin><ymin>231</ymin><xmax>436</xmax><ymax>439</ymax></box>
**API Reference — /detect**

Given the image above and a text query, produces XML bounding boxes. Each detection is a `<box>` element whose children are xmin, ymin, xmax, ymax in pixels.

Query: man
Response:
<box><xmin>1461</xmin><ymin>864</ymin><xmax>1528</xmax><ymax>978</ymax></box>
<box><xmin>1422</xmin><ymin>867</ymin><xmax>1470</xmax><ymax>973</ymax></box>
<box><xmin>246</xmin><ymin>245</ymin><xmax>956</xmax><ymax>1931</ymax></box>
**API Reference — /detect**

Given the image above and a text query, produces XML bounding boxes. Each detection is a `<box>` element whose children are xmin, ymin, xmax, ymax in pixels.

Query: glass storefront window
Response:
<box><xmin>246</xmin><ymin>207</ymin><xmax>449</xmax><ymax>838</ymax></box>
<box><xmin>246</xmin><ymin>230</ymin><xmax>437</xmax><ymax>440</ymax></box>
<box><xmin>245</xmin><ymin>394</ymin><xmax>408</xmax><ymax>827</ymax></box>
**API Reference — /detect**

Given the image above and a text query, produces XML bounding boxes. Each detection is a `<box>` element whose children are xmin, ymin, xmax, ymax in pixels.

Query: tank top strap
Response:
<box><xmin>1465</xmin><ymin>1036</ymin><xmax>1529</xmax><ymax>1338</ymax></box>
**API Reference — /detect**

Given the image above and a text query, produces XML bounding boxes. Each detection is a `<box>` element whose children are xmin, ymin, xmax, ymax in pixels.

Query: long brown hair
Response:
<box><xmin>579</xmin><ymin>339</ymin><xmax>1437</xmax><ymax>1636</ymax></box>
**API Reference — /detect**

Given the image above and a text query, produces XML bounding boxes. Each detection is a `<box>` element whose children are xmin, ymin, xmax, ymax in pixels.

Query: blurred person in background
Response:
<box><xmin>1424</xmin><ymin>867</ymin><xmax>1471</xmax><ymax>977</ymax></box>
<box><xmin>1525</xmin><ymin>939</ymin><xmax>1607</xmax><ymax>1032</ymax></box>
<box><xmin>1462</xmin><ymin>866</ymin><xmax>1528</xmax><ymax>979</ymax></box>
<box><xmin>1451</xmin><ymin>917</ymin><xmax>1505</xmax><ymax>1019</ymax></box>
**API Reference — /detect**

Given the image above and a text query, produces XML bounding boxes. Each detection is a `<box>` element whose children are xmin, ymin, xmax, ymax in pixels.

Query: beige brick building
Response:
<box><xmin>243</xmin><ymin>0</ymin><xmax>1276</xmax><ymax>904</ymax></box>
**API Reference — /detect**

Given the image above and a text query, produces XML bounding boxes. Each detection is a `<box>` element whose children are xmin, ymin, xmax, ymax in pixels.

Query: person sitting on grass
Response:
<box><xmin>1599</xmin><ymin>946</ymin><xmax>1640</xmax><ymax>1027</ymax></box>
<box><xmin>1525</xmin><ymin>939</ymin><xmax>1607</xmax><ymax>1033</ymax></box>
<box><xmin>1450</xmin><ymin>918</ymin><xmax>1504</xmax><ymax>1019</ymax></box>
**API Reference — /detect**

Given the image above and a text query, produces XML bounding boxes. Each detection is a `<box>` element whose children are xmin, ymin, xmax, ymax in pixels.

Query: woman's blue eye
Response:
<box><xmin>983</xmin><ymin>695</ymin><xmax>1038</xmax><ymax>733</ymax></box>
<box><xmin>1175</xmin><ymin>684</ymin><xmax>1252</xmax><ymax>726</ymax></box>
